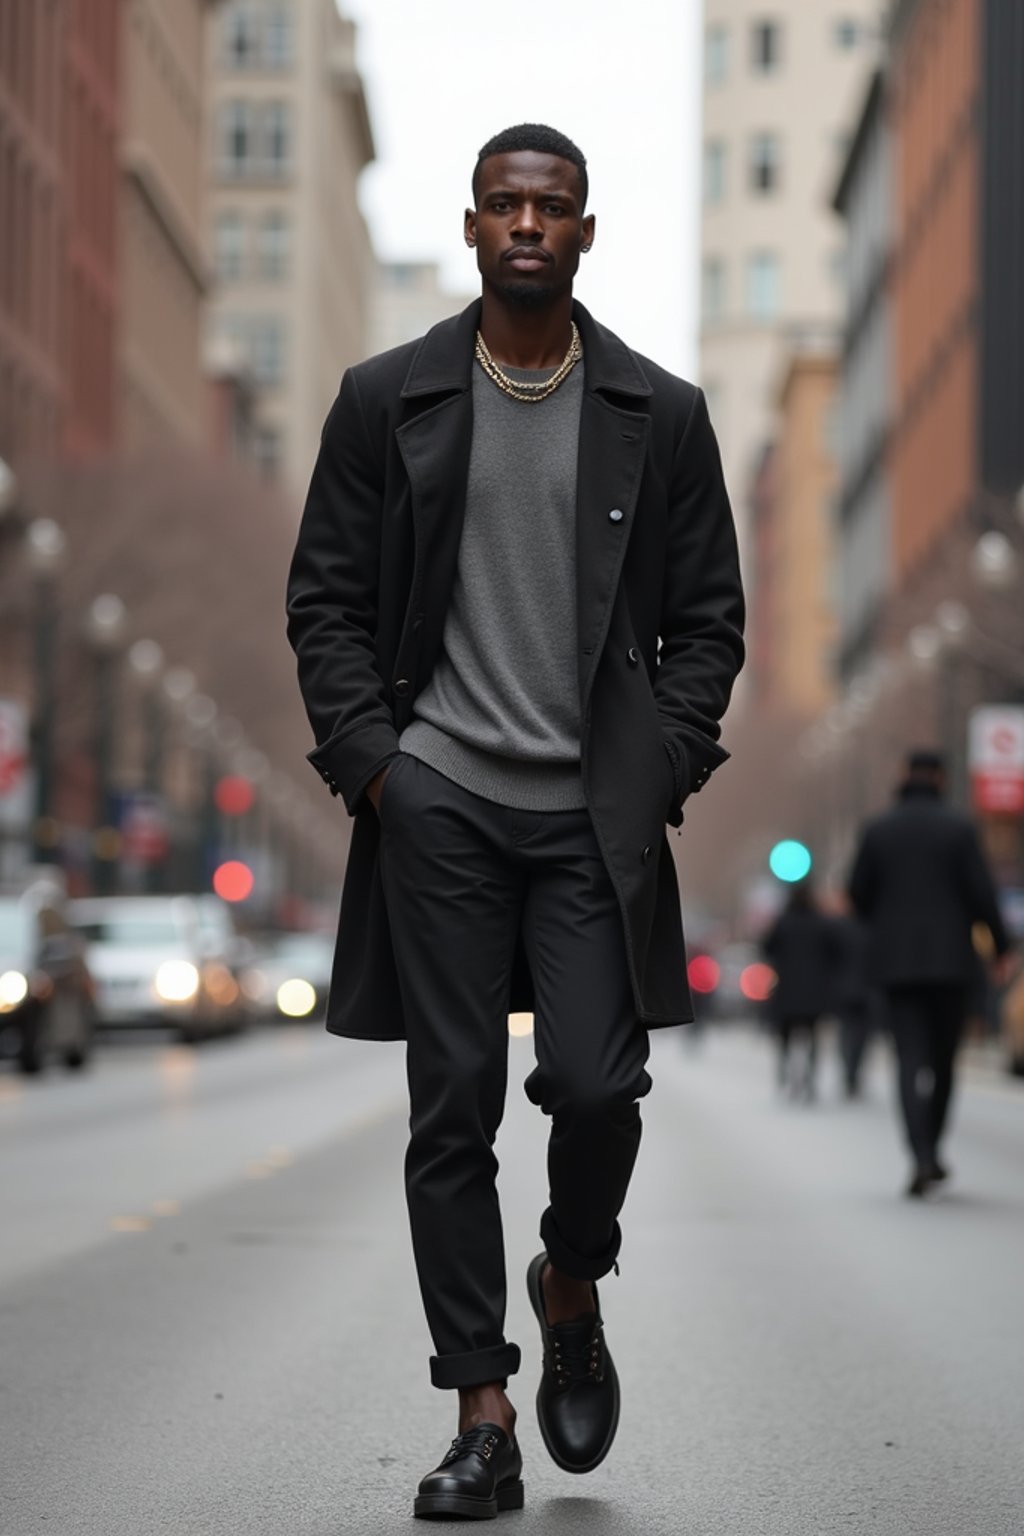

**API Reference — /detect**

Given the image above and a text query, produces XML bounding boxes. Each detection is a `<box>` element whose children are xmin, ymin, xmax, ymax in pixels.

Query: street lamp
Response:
<box><xmin>185</xmin><ymin>695</ymin><xmax>219</xmax><ymax>893</ymax></box>
<box><xmin>128</xmin><ymin>640</ymin><xmax>166</xmax><ymax>892</ymax></box>
<box><xmin>85</xmin><ymin>594</ymin><xmax>127</xmax><ymax>893</ymax></box>
<box><xmin>971</xmin><ymin>531</ymin><xmax>1017</xmax><ymax>591</ymax></box>
<box><xmin>907</xmin><ymin>624</ymin><xmax>942</xmax><ymax>666</ymax></box>
<box><xmin>26</xmin><ymin>519</ymin><xmax>66</xmax><ymax>863</ymax></box>
<box><xmin>129</xmin><ymin>639</ymin><xmax>165</xmax><ymax>792</ymax></box>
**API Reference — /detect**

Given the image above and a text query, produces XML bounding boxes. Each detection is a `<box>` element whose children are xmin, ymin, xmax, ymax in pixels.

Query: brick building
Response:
<box><xmin>0</xmin><ymin>0</ymin><xmax>68</xmax><ymax>469</ymax></box>
<box><xmin>65</xmin><ymin>0</ymin><xmax>119</xmax><ymax>460</ymax></box>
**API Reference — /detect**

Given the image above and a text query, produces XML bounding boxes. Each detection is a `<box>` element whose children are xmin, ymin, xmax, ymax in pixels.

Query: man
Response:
<box><xmin>849</xmin><ymin>749</ymin><xmax>1012</xmax><ymax>1198</ymax></box>
<box><xmin>287</xmin><ymin>124</ymin><xmax>744</xmax><ymax>1519</ymax></box>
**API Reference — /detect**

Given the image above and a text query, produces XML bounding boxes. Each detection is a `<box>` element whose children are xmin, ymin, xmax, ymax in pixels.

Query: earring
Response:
<box><xmin>582</xmin><ymin>244</ymin><xmax>591</xmax><ymax>252</ymax></box>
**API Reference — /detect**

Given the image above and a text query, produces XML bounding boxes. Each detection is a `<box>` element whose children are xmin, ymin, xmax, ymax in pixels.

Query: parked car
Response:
<box><xmin>0</xmin><ymin>874</ymin><xmax>97</xmax><ymax>1074</ymax></box>
<box><xmin>67</xmin><ymin>895</ymin><xmax>244</xmax><ymax>1041</ymax></box>
<box><xmin>240</xmin><ymin>931</ymin><xmax>334</xmax><ymax>1022</ymax></box>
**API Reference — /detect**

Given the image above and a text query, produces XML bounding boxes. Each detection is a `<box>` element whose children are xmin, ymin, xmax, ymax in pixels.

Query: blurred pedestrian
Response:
<box><xmin>287</xmin><ymin>124</ymin><xmax>744</xmax><ymax>1517</ymax></box>
<box><xmin>848</xmin><ymin>749</ymin><xmax>1013</xmax><ymax>1198</ymax></box>
<box><xmin>762</xmin><ymin>881</ymin><xmax>836</xmax><ymax>1101</ymax></box>
<box><xmin>831</xmin><ymin>905</ymin><xmax>875</xmax><ymax>1098</ymax></box>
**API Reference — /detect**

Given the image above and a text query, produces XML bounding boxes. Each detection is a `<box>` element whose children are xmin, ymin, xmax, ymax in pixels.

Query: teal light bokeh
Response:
<box><xmin>769</xmin><ymin>839</ymin><xmax>813</xmax><ymax>883</ymax></box>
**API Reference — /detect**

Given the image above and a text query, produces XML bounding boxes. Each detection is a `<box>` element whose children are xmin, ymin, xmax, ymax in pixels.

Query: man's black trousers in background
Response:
<box><xmin>378</xmin><ymin>753</ymin><xmax>652</xmax><ymax>1391</ymax></box>
<box><xmin>885</xmin><ymin>983</ymin><xmax>967</xmax><ymax>1166</ymax></box>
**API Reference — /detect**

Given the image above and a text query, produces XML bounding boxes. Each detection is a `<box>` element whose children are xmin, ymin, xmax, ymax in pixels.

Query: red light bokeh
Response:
<box><xmin>687</xmin><ymin>954</ymin><xmax>721</xmax><ymax>995</ymax></box>
<box><xmin>739</xmin><ymin>963</ymin><xmax>776</xmax><ymax>1003</ymax></box>
<box><xmin>214</xmin><ymin>775</ymin><xmax>256</xmax><ymax>817</ymax></box>
<box><xmin>213</xmin><ymin>860</ymin><xmax>255</xmax><ymax>902</ymax></box>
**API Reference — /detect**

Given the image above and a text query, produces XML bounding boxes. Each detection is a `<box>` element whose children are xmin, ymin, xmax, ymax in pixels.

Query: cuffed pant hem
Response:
<box><xmin>540</xmin><ymin>1208</ymin><xmax>622</xmax><ymax>1282</ymax></box>
<box><xmin>429</xmin><ymin>1343</ymin><xmax>522</xmax><ymax>1391</ymax></box>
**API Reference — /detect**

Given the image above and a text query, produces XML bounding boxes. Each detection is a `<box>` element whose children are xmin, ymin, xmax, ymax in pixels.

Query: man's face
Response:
<box><xmin>466</xmin><ymin>151</ymin><xmax>595</xmax><ymax>308</ymax></box>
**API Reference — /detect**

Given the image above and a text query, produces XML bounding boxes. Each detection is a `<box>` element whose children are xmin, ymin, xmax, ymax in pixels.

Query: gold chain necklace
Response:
<box><xmin>474</xmin><ymin>323</ymin><xmax>583</xmax><ymax>403</ymax></box>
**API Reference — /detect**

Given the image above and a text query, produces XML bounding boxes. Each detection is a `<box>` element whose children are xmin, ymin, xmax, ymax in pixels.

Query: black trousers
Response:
<box><xmin>378</xmin><ymin>754</ymin><xmax>651</xmax><ymax>1391</ymax></box>
<box><xmin>884</xmin><ymin>983</ymin><xmax>966</xmax><ymax>1166</ymax></box>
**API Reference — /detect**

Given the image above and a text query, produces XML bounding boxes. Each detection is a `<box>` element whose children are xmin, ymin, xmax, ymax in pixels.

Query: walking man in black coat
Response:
<box><xmin>287</xmin><ymin>124</ymin><xmax>744</xmax><ymax>1518</ymax></box>
<box><xmin>849</xmin><ymin>749</ymin><xmax>1012</xmax><ymax>1198</ymax></box>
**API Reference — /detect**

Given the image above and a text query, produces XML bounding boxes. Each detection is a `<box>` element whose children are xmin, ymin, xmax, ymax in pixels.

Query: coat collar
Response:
<box><xmin>400</xmin><ymin>298</ymin><xmax>653</xmax><ymax>401</ymax></box>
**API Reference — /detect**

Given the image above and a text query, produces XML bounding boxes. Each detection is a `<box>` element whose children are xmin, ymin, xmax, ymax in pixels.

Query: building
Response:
<box><xmin>119</xmin><ymin>0</ymin><xmax>213</xmax><ymax>452</ymax></box>
<box><xmin>64</xmin><ymin>0</ymin><xmax>120</xmax><ymax>461</ymax></box>
<box><xmin>370</xmin><ymin>261</ymin><xmax>475</xmax><ymax>356</ymax></box>
<box><xmin>888</xmin><ymin>0</ymin><xmax>1023</xmax><ymax>585</ymax></box>
<box><xmin>746</xmin><ymin>442</ymin><xmax>778</xmax><ymax>700</ymax></box>
<box><xmin>0</xmin><ymin>0</ymin><xmax>69</xmax><ymax>470</ymax></box>
<box><xmin>770</xmin><ymin>339</ymin><xmax>841</xmax><ymax>716</ymax></box>
<box><xmin>204</xmin><ymin>0</ymin><xmax>375</xmax><ymax>494</ymax></box>
<box><xmin>833</xmin><ymin>69</ymin><xmax>891</xmax><ymax>680</ymax></box>
<box><xmin>698</xmin><ymin>2</ymin><xmax>881</xmax><ymax>554</ymax></box>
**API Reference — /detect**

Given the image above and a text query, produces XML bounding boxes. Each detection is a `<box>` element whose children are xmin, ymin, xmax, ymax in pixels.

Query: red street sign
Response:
<box><xmin>971</xmin><ymin>773</ymin><xmax>1024</xmax><ymax>814</ymax></box>
<box><xmin>969</xmin><ymin>706</ymin><xmax>1024</xmax><ymax>815</ymax></box>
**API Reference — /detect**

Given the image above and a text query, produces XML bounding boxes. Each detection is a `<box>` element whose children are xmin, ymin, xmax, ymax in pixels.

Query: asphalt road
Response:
<box><xmin>2</xmin><ymin>1023</ymin><xmax>1022</xmax><ymax>1535</ymax></box>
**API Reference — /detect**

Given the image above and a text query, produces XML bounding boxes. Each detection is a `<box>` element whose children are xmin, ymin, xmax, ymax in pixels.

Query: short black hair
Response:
<box><xmin>472</xmin><ymin>123</ymin><xmax>588</xmax><ymax>209</ymax></box>
<box><xmin>907</xmin><ymin>748</ymin><xmax>945</xmax><ymax>774</ymax></box>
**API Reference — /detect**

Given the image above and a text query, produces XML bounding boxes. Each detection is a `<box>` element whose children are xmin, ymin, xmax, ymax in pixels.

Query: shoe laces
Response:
<box><xmin>441</xmin><ymin>1426</ymin><xmax>502</xmax><ymax>1466</ymax></box>
<box><xmin>550</xmin><ymin>1318</ymin><xmax>604</xmax><ymax>1387</ymax></box>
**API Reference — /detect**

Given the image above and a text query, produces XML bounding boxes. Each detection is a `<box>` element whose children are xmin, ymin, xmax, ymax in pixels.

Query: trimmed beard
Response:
<box><xmin>496</xmin><ymin>277</ymin><xmax>562</xmax><ymax>309</ymax></box>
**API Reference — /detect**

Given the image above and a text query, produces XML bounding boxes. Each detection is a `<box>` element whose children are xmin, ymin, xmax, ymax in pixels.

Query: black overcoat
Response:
<box><xmin>762</xmin><ymin>907</ymin><xmax>841</xmax><ymax>1022</ymax></box>
<box><xmin>286</xmin><ymin>300</ymin><xmax>745</xmax><ymax>1040</ymax></box>
<box><xmin>848</xmin><ymin>786</ymin><xmax>1010</xmax><ymax>986</ymax></box>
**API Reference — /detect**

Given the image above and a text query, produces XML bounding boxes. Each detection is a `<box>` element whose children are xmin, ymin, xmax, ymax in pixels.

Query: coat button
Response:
<box><xmin>608</xmin><ymin>508</ymin><xmax>624</xmax><ymax>523</ymax></box>
<box><xmin>627</xmin><ymin>646</ymin><xmax>640</xmax><ymax>666</ymax></box>
<box><xmin>642</xmin><ymin>844</ymin><xmax>653</xmax><ymax>862</ymax></box>
<box><xmin>393</xmin><ymin>678</ymin><xmax>410</xmax><ymax>696</ymax></box>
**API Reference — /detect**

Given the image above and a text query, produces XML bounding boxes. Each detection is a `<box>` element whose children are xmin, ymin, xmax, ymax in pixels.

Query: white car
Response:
<box><xmin>67</xmin><ymin>896</ymin><xmax>244</xmax><ymax>1040</ymax></box>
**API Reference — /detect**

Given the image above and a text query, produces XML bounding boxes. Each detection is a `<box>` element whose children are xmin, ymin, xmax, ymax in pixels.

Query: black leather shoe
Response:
<box><xmin>526</xmin><ymin>1252</ymin><xmax>620</xmax><ymax>1474</ymax></box>
<box><xmin>414</xmin><ymin>1423</ymin><xmax>524</xmax><ymax>1520</ymax></box>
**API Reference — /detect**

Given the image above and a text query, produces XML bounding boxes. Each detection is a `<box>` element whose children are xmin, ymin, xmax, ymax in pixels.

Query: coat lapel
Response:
<box><xmin>396</xmin><ymin>392</ymin><xmax>474</xmax><ymax>678</ymax></box>
<box><xmin>394</xmin><ymin>303</ymin><xmax>480</xmax><ymax>679</ymax></box>
<box><xmin>572</xmin><ymin>304</ymin><xmax>653</xmax><ymax>710</ymax></box>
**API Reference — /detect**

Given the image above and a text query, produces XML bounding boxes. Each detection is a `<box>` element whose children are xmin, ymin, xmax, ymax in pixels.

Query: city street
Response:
<box><xmin>2</xmin><ymin>1024</ymin><xmax>1022</xmax><ymax>1536</ymax></box>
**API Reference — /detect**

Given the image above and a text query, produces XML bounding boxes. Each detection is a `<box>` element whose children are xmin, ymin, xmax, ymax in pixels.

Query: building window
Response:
<box><xmin>264</xmin><ymin>3</ymin><xmax>293</xmax><ymax>69</ymax></box>
<box><xmin>833</xmin><ymin>18</ymin><xmax>862</xmax><ymax>49</ymax></box>
<box><xmin>749</xmin><ymin>132</ymin><xmax>781</xmax><ymax>194</ymax></box>
<box><xmin>705</xmin><ymin>24</ymin><xmax>729</xmax><ymax>85</ymax></box>
<box><xmin>750</xmin><ymin>19</ymin><xmax>782</xmax><ymax>73</ymax></box>
<box><xmin>257</xmin><ymin>209</ymin><xmax>290</xmax><ymax>280</ymax></box>
<box><xmin>263</xmin><ymin>102</ymin><xmax>292</xmax><ymax>178</ymax></box>
<box><xmin>250</xmin><ymin>316</ymin><xmax>285</xmax><ymax>383</ymax></box>
<box><xmin>703</xmin><ymin>140</ymin><xmax>727</xmax><ymax>206</ymax></box>
<box><xmin>701</xmin><ymin>256</ymin><xmax>727</xmax><ymax>325</ymax></box>
<box><xmin>253</xmin><ymin>423</ymin><xmax>281</xmax><ymax>479</ymax></box>
<box><xmin>745</xmin><ymin>251</ymin><xmax>780</xmax><ymax>320</ymax></box>
<box><xmin>219</xmin><ymin>101</ymin><xmax>258</xmax><ymax>178</ymax></box>
<box><xmin>224</xmin><ymin>3</ymin><xmax>260</xmax><ymax>69</ymax></box>
<box><xmin>214</xmin><ymin>210</ymin><xmax>247</xmax><ymax>280</ymax></box>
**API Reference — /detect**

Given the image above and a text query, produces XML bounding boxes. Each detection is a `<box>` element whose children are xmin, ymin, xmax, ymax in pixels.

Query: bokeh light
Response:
<box><xmin>769</xmin><ymin>840</ymin><xmax>813</xmax><ymax>883</ymax></box>
<box><xmin>688</xmin><ymin>955</ymin><xmax>721</xmax><ymax>995</ymax></box>
<box><xmin>740</xmin><ymin>963</ymin><xmax>777</xmax><ymax>1003</ymax></box>
<box><xmin>213</xmin><ymin>860</ymin><xmax>255</xmax><ymax>902</ymax></box>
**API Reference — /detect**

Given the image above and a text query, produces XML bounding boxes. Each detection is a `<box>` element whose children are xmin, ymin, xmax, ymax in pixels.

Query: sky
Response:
<box><xmin>340</xmin><ymin>0</ymin><xmax>703</xmax><ymax>378</ymax></box>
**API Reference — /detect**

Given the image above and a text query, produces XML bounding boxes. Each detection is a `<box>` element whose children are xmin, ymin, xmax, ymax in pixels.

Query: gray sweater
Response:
<box><xmin>400</xmin><ymin>358</ymin><xmax>586</xmax><ymax>810</ymax></box>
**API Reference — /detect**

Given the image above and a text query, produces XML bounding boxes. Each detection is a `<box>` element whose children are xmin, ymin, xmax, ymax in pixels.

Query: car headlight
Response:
<box><xmin>276</xmin><ymin>978</ymin><xmax>316</xmax><ymax>1018</ymax></box>
<box><xmin>0</xmin><ymin>970</ymin><xmax>29</xmax><ymax>1011</ymax></box>
<box><xmin>154</xmin><ymin>960</ymin><xmax>200</xmax><ymax>1004</ymax></box>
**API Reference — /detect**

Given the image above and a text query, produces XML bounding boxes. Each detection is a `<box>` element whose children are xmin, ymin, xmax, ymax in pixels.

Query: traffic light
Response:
<box><xmin>768</xmin><ymin>839</ymin><xmax>812</xmax><ymax>883</ymax></box>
